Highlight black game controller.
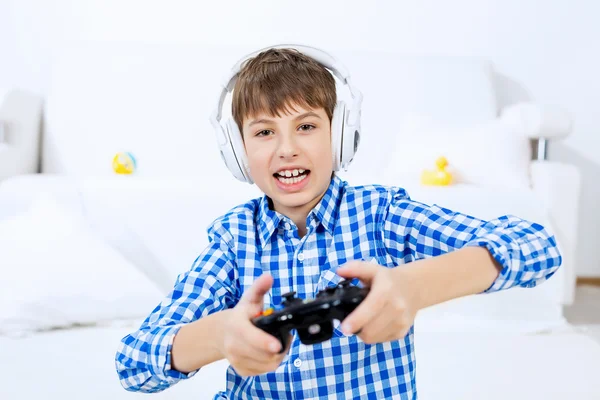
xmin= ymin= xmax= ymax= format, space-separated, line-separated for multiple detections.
xmin=251 ymin=279 xmax=369 ymax=352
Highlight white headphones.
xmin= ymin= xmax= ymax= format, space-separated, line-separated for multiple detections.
xmin=209 ymin=44 xmax=363 ymax=184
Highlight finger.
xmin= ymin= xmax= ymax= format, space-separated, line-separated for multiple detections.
xmin=236 ymin=332 xmax=290 ymax=366
xmin=341 ymin=292 xmax=387 ymax=335
xmin=240 ymin=274 xmax=274 ymax=313
xmin=357 ymin=312 xmax=395 ymax=344
xmin=233 ymin=354 xmax=283 ymax=376
xmin=226 ymin=329 xmax=282 ymax=362
xmin=336 ymin=261 xmax=379 ymax=286
xmin=236 ymin=338 xmax=285 ymax=364
xmin=242 ymin=322 xmax=285 ymax=354
xmin=383 ymin=325 xmax=410 ymax=343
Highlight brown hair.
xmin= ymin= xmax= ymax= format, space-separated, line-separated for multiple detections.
xmin=232 ymin=48 xmax=337 ymax=132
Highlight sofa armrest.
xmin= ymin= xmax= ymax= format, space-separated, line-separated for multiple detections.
xmin=0 ymin=143 xmax=23 ymax=181
xmin=0 ymin=89 xmax=43 ymax=181
xmin=530 ymin=160 xmax=581 ymax=305
xmin=500 ymin=102 xmax=573 ymax=140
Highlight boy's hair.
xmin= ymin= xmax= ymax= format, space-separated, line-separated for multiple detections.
xmin=232 ymin=48 xmax=337 ymax=132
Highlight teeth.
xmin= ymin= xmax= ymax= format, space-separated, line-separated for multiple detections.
xmin=277 ymin=169 xmax=305 ymax=177
xmin=277 ymin=173 xmax=308 ymax=185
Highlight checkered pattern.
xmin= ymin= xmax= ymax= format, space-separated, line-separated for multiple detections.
xmin=115 ymin=175 xmax=562 ymax=399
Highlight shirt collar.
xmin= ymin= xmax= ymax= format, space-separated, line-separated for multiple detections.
xmin=309 ymin=174 xmax=343 ymax=235
xmin=256 ymin=175 xmax=344 ymax=247
xmin=257 ymin=195 xmax=281 ymax=247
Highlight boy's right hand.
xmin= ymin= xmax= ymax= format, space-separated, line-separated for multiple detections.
xmin=219 ymin=274 xmax=291 ymax=377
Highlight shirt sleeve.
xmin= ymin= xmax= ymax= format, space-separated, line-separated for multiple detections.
xmin=382 ymin=187 xmax=562 ymax=293
xmin=115 ymin=224 xmax=238 ymax=393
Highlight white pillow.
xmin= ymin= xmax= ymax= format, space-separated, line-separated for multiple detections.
xmin=382 ymin=116 xmax=532 ymax=190
xmin=0 ymin=193 xmax=164 ymax=337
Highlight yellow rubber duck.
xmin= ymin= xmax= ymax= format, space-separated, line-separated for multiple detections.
xmin=112 ymin=152 xmax=137 ymax=174
xmin=421 ymin=156 xmax=453 ymax=186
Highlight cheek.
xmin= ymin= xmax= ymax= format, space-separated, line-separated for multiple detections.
xmin=245 ymin=143 xmax=271 ymax=176
xmin=314 ymin=137 xmax=333 ymax=167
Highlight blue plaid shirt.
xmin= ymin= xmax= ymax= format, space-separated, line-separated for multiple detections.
xmin=115 ymin=175 xmax=561 ymax=399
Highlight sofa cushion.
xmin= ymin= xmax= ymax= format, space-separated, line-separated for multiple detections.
xmin=44 ymin=43 xmax=499 ymax=181
xmin=383 ymin=117 xmax=532 ymax=189
xmin=0 ymin=192 xmax=164 ymax=336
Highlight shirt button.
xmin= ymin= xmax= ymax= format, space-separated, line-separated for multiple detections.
xmin=297 ymin=252 xmax=305 ymax=262
xmin=284 ymin=222 xmax=291 ymax=230
xmin=293 ymin=358 xmax=302 ymax=368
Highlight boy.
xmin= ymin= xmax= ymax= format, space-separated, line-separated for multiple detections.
xmin=115 ymin=46 xmax=562 ymax=399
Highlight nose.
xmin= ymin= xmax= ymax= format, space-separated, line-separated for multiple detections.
xmin=277 ymin=133 xmax=299 ymax=159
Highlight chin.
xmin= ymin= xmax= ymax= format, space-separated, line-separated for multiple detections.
xmin=272 ymin=191 xmax=314 ymax=206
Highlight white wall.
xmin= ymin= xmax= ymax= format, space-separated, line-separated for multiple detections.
xmin=1 ymin=0 xmax=599 ymax=276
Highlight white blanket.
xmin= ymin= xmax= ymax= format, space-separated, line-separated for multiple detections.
xmin=0 ymin=324 xmax=598 ymax=400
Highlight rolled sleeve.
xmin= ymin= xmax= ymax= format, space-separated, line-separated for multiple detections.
xmin=383 ymin=188 xmax=562 ymax=293
xmin=115 ymin=224 xmax=238 ymax=392
xmin=463 ymin=215 xmax=562 ymax=293
xmin=116 ymin=324 xmax=197 ymax=393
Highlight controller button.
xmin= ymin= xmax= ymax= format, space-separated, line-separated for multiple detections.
xmin=339 ymin=279 xmax=351 ymax=288
xmin=263 ymin=308 xmax=274 ymax=316
xmin=308 ymin=324 xmax=321 ymax=334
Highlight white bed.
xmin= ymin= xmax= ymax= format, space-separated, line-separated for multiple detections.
xmin=1 ymin=323 xmax=599 ymax=400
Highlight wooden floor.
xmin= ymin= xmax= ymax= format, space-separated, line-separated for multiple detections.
xmin=564 ymin=284 xmax=600 ymax=344
xmin=577 ymin=277 xmax=600 ymax=287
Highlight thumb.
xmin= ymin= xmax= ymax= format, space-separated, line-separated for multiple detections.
xmin=336 ymin=260 xmax=378 ymax=286
xmin=240 ymin=273 xmax=273 ymax=315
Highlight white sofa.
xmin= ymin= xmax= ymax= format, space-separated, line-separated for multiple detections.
xmin=0 ymin=42 xmax=589 ymax=400
xmin=1 ymin=43 xmax=581 ymax=323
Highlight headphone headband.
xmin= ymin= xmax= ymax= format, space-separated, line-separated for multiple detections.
xmin=211 ymin=44 xmax=362 ymax=129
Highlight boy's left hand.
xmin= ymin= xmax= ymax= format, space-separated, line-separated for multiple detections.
xmin=337 ymin=261 xmax=421 ymax=344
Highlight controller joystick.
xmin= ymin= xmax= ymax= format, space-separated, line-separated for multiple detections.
xmin=339 ymin=279 xmax=352 ymax=288
xmin=252 ymin=279 xmax=369 ymax=352
xmin=316 ymin=286 xmax=337 ymax=298
xmin=281 ymin=291 xmax=300 ymax=306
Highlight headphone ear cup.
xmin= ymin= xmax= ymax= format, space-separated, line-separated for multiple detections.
xmin=221 ymin=119 xmax=252 ymax=183
xmin=330 ymin=101 xmax=346 ymax=171
xmin=341 ymin=121 xmax=360 ymax=170
xmin=339 ymin=106 xmax=360 ymax=171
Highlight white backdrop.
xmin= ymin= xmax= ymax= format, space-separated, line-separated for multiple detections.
xmin=1 ymin=0 xmax=599 ymax=276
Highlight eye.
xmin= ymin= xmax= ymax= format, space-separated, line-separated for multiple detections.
xmin=298 ymin=124 xmax=315 ymax=131
xmin=255 ymin=129 xmax=273 ymax=137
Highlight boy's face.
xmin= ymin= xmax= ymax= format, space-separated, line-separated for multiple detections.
xmin=242 ymin=104 xmax=333 ymax=218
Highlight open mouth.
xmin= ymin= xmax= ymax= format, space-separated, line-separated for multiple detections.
xmin=273 ymin=168 xmax=311 ymax=185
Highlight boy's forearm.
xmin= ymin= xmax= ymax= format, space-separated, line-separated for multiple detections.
xmin=407 ymin=246 xmax=501 ymax=310
xmin=171 ymin=310 xmax=229 ymax=373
